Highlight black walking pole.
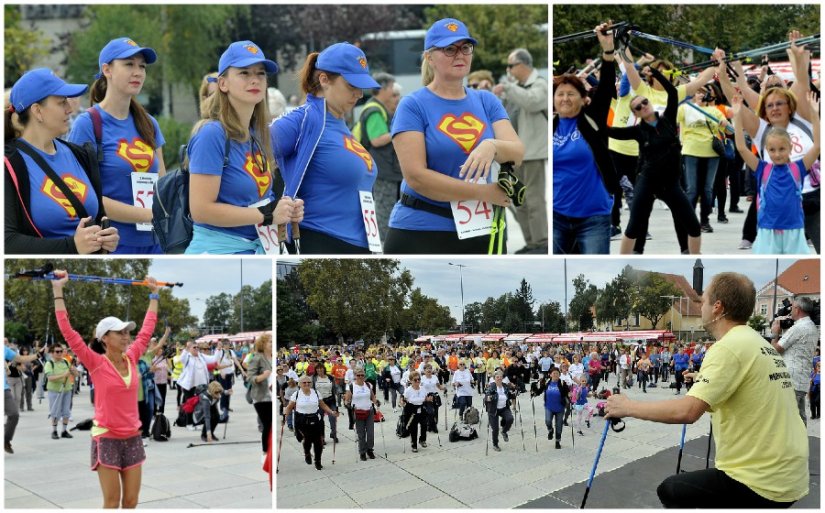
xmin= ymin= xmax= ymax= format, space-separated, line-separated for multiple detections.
xmin=580 ymin=419 xmax=611 ymax=509
xmin=705 ymin=422 xmax=713 ymax=469
xmin=531 ymin=395 xmax=539 ymax=453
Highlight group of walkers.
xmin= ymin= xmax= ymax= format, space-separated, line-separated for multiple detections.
xmin=5 ymin=15 xmax=551 ymax=255
xmin=553 ymin=22 xmax=820 ymax=255
xmin=3 ymin=272 xmax=273 ymax=507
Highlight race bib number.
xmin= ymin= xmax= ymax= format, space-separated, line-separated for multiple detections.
xmin=130 ymin=173 xmax=157 ymax=231
xmin=249 ymin=198 xmax=278 ymax=255
xmin=450 ymin=199 xmax=493 ymax=239
xmin=359 ymin=191 xmax=383 ymax=253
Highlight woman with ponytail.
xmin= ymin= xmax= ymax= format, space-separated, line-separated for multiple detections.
xmin=67 ymin=37 xmax=165 ymax=254
xmin=5 ymin=68 xmax=118 ymax=254
xmin=184 ymin=41 xmax=302 ymax=254
xmin=271 ymin=42 xmax=381 ymax=254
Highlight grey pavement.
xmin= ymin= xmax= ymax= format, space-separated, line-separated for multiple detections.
xmin=276 ymin=376 xmax=820 ymax=509
xmin=609 ymin=200 xmax=818 ymax=255
xmin=5 ymin=380 xmax=271 ymax=509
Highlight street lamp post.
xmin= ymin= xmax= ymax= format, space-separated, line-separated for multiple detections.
xmin=448 ymin=263 xmax=467 ymax=332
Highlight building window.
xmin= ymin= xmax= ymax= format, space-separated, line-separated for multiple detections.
xmin=760 ymin=304 xmax=767 ymax=315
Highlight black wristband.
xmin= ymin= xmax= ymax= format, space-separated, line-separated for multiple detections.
xmin=603 ymin=49 xmax=615 ymax=54
xmin=257 ymin=204 xmax=275 ymax=226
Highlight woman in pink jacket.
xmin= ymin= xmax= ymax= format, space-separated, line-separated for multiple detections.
xmin=53 ymin=269 xmax=160 ymax=508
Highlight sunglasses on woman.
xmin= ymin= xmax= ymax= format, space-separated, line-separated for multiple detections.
xmin=632 ymin=99 xmax=650 ymax=112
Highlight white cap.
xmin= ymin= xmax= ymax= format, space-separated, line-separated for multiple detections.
xmin=95 ymin=316 xmax=136 ymax=340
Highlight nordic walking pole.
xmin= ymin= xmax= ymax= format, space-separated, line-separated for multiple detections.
xmin=531 ymin=395 xmax=539 ymax=453
xmin=485 ymin=411 xmax=491 ymax=456
xmin=705 ymin=422 xmax=713 ymax=469
xmin=580 ymin=420 xmax=611 ymax=509
xmin=676 ymin=423 xmax=687 ymax=473
xmin=275 ymin=418 xmax=286 ymax=474
xmin=517 ymin=394 xmax=526 ymax=451
xmin=378 ymin=409 xmax=388 ymax=459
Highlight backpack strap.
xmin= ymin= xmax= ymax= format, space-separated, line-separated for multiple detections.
xmin=9 ymin=140 xmax=91 ymax=221
xmin=88 ymin=106 xmax=104 ymax=162
xmin=5 ymin=154 xmax=44 ymax=237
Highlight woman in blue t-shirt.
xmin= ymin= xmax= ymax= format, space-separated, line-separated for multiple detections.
xmin=68 ymin=37 xmax=167 ymax=254
xmin=543 ymin=368 xmax=570 ymax=450
xmin=5 ymin=68 xmax=119 ymax=254
xmin=552 ymin=22 xmax=618 ymax=254
xmin=384 ymin=18 xmax=523 ymax=254
xmin=186 ymin=41 xmax=302 ymax=255
xmin=271 ymin=42 xmax=381 ymax=254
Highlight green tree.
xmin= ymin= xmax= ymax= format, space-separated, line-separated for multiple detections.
xmin=748 ymin=314 xmax=768 ymax=333
xmin=276 ymin=271 xmax=323 ymax=346
xmin=463 ymin=302 xmax=483 ymax=333
xmin=569 ymin=274 xmax=599 ymax=331
xmin=634 ymin=274 xmax=680 ymax=329
xmin=512 ymin=278 xmax=536 ymax=328
xmin=203 ymin=293 xmax=232 ymax=331
xmin=4 ymin=6 xmax=50 ymax=87
xmin=538 ymin=301 xmax=565 ymax=333
xmin=426 ymin=5 xmax=548 ymax=78
xmin=298 ymin=260 xmax=412 ymax=341
xmin=596 ymin=270 xmax=636 ymax=329
xmin=402 ymin=288 xmax=455 ymax=333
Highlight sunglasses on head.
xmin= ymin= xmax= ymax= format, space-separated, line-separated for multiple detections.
xmin=632 ymin=99 xmax=650 ymax=112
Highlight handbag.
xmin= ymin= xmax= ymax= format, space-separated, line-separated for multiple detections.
xmin=705 ymin=121 xmax=735 ymax=160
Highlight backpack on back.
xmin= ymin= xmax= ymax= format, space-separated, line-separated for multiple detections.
xmin=351 ymin=101 xmax=387 ymax=149
xmin=181 ymin=394 xmax=201 ymax=414
xmin=152 ymin=138 xmax=231 ymax=254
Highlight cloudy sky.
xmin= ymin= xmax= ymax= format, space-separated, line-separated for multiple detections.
xmin=280 ymin=257 xmax=809 ymax=322
xmin=148 ymin=258 xmax=271 ymax=323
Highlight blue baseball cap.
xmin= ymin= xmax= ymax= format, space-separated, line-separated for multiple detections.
xmin=425 ymin=18 xmax=478 ymax=50
xmin=218 ymin=41 xmax=278 ymax=76
xmin=317 ymin=42 xmax=380 ymax=89
xmin=96 ymin=37 xmax=157 ymax=79
xmin=9 ymin=68 xmax=88 ymax=113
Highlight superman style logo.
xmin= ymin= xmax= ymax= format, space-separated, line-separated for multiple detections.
xmin=437 ymin=113 xmax=486 ymax=154
xmin=243 ymin=151 xmax=272 ymax=198
xmin=245 ymin=44 xmax=259 ymax=55
xmin=343 ymin=136 xmax=373 ymax=172
xmin=115 ymin=138 xmax=155 ymax=173
xmin=358 ymin=57 xmax=367 ymax=69
xmin=445 ymin=22 xmax=459 ymax=32
xmin=41 ymin=175 xmax=89 ymax=219
xmin=124 ymin=39 xmax=138 ymax=47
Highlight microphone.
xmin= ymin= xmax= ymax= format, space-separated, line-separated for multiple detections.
xmin=702 ymin=312 xmax=727 ymax=331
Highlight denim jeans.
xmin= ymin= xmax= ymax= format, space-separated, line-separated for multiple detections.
xmin=683 ymin=156 xmax=720 ymax=224
xmin=553 ymin=212 xmax=611 ymax=254
xmin=544 ymin=409 xmax=564 ymax=441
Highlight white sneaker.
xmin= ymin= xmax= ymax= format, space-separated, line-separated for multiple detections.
xmin=392 ymin=408 xmax=397 ymax=413
xmin=738 ymin=239 xmax=753 ymax=250
xmin=187 ymin=425 xmax=197 ymax=431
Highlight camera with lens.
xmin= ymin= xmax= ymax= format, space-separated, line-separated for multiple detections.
xmin=774 ymin=299 xmax=795 ymax=330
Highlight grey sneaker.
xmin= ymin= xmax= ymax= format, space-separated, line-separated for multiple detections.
xmin=738 ymin=239 xmax=753 ymax=250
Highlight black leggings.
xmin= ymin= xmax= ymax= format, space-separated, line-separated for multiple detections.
xmin=296 ymin=416 xmax=323 ymax=460
xmin=254 ymin=401 xmax=272 ymax=453
xmin=286 ymin=227 xmax=371 ymax=255
xmin=404 ymin=406 xmax=427 ymax=447
xmin=384 ymin=228 xmax=496 ymax=254
xmin=625 ymin=175 xmax=701 ymax=241
xmin=657 ymin=469 xmax=795 ymax=508
xmin=609 ymin=150 xmax=639 ymax=227
xmin=156 ymin=383 xmax=167 ymax=414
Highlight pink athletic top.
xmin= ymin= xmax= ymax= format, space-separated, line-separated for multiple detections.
xmin=57 ymin=310 xmax=157 ymax=439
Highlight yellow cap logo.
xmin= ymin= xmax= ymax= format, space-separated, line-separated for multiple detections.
xmin=245 ymin=44 xmax=259 ymax=55
xmin=125 ymin=39 xmax=138 ymax=47
xmin=446 ymin=22 xmax=459 ymax=32
xmin=358 ymin=57 xmax=367 ymax=69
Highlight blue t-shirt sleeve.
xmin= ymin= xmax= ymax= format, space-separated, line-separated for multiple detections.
xmin=618 ymin=68 xmax=631 ymax=97
xmin=188 ymin=122 xmax=228 ymax=176
xmin=151 ymin=116 xmax=165 ymax=149
xmin=67 ymin=113 xmax=95 ymax=145
xmin=390 ymin=95 xmax=426 ymax=137
xmin=480 ymin=90 xmax=509 ymax=124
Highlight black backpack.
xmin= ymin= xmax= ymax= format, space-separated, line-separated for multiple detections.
xmin=151 ymin=412 xmax=171 ymax=441
xmin=152 ymin=138 xmax=230 ymax=254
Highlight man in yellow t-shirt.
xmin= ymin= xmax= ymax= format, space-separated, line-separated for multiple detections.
xmin=606 ymin=272 xmax=808 ymax=507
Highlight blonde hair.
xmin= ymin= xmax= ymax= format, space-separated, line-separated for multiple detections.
xmin=420 ymin=51 xmax=435 ymax=86
xmin=765 ymin=126 xmax=792 ymax=145
xmin=191 ymin=78 xmax=273 ymax=172
xmin=757 ymin=87 xmax=798 ymax=122
xmin=254 ymin=333 xmax=272 ymax=354
xmin=199 ymin=72 xmax=218 ymax=119
xmin=207 ymin=380 xmax=224 ymax=397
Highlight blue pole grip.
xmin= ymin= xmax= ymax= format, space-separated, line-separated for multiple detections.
xmin=679 ymin=423 xmax=687 ymax=449
xmin=587 ymin=419 xmax=611 ymax=487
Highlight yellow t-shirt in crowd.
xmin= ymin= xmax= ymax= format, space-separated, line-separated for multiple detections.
xmin=677 ymin=103 xmax=723 ymax=158
xmin=687 ymin=325 xmax=808 ymax=502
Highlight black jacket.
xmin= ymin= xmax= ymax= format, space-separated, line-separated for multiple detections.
xmin=484 ymin=381 xmax=516 ymax=414
xmin=553 ymin=58 xmax=619 ymax=194
xmin=5 ymin=138 xmax=106 ymax=254
xmin=607 ymin=67 xmax=682 ymax=183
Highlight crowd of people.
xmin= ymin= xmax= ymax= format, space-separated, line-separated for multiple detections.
xmin=6 ymin=16 xmax=548 ymax=255
xmin=3 ymin=272 xmax=273 ymax=506
xmin=553 ymin=22 xmax=820 ymax=255
xmin=276 ymin=273 xmax=818 ymax=508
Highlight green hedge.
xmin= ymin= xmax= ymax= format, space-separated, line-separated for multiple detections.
xmin=157 ymin=116 xmax=193 ymax=170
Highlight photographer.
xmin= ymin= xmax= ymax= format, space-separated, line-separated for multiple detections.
xmin=771 ymin=297 xmax=819 ymax=426
xmin=606 ymin=272 xmax=808 ymax=508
